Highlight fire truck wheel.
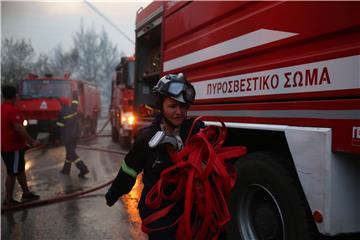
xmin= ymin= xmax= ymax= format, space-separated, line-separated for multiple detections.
xmin=82 ymin=118 xmax=95 ymax=137
xmin=91 ymin=119 xmax=98 ymax=135
xmin=27 ymin=127 xmax=38 ymax=140
xmin=119 ymin=136 xmax=131 ymax=149
xmin=111 ymin=127 xmax=119 ymax=142
xmin=227 ymin=152 xmax=318 ymax=240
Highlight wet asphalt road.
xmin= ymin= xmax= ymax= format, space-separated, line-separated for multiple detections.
xmin=1 ymin=118 xmax=147 ymax=240
xmin=2 ymin=118 xmax=359 ymax=240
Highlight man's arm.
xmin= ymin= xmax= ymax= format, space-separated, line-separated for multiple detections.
xmin=105 ymin=129 xmax=150 ymax=206
xmin=13 ymin=123 xmax=40 ymax=147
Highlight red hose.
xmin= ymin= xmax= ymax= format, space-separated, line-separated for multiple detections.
xmin=141 ymin=116 xmax=246 ymax=239
xmin=77 ymin=145 xmax=127 ymax=155
xmin=1 ymin=179 xmax=113 ymax=213
xmin=1 ymin=118 xmax=120 ymax=214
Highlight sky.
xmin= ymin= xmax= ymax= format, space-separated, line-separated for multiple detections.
xmin=1 ymin=0 xmax=151 ymax=56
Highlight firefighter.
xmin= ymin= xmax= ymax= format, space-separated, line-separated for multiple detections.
xmin=1 ymin=85 xmax=40 ymax=206
xmin=105 ymin=73 xmax=206 ymax=239
xmin=57 ymin=96 xmax=89 ymax=177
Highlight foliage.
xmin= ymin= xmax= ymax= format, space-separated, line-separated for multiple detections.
xmin=32 ymin=54 xmax=52 ymax=76
xmin=49 ymin=46 xmax=79 ymax=77
xmin=71 ymin=23 xmax=123 ymax=110
xmin=1 ymin=38 xmax=34 ymax=86
xmin=1 ymin=22 xmax=124 ymax=112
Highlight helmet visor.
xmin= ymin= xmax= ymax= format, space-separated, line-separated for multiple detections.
xmin=167 ymin=81 xmax=195 ymax=104
xmin=168 ymin=82 xmax=184 ymax=96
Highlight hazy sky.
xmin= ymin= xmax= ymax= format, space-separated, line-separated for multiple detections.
xmin=1 ymin=1 xmax=151 ymax=56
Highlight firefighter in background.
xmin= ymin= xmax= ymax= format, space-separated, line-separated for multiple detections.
xmin=106 ymin=73 xmax=208 ymax=239
xmin=57 ymin=96 xmax=89 ymax=177
xmin=71 ymin=91 xmax=79 ymax=113
xmin=1 ymin=85 xmax=41 ymax=206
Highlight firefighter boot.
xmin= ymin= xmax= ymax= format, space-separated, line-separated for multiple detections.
xmin=75 ymin=160 xmax=89 ymax=178
xmin=60 ymin=161 xmax=72 ymax=175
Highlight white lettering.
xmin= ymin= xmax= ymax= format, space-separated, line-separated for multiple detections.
xmin=353 ymin=127 xmax=360 ymax=139
xmin=199 ymin=55 xmax=357 ymax=99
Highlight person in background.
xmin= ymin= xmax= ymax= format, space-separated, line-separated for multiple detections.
xmin=57 ymin=96 xmax=89 ymax=177
xmin=105 ymin=73 xmax=204 ymax=239
xmin=1 ymin=85 xmax=41 ymax=206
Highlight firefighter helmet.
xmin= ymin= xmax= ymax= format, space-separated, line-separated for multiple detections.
xmin=153 ymin=73 xmax=195 ymax=105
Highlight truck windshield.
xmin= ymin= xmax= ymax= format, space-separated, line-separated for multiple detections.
xmin=21 ymin=80 xmax=71 ymax=99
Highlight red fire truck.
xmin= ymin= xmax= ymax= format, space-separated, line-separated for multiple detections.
xmin=17 ymin=73 xmax=101 ymax=139
xmin=135 ymin=1 xmax=360 ymax=239
xmin=109 ymin=56 xmax=136 ymax=148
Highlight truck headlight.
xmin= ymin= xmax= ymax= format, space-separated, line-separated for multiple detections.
xmin=128 ymin=116 xmax=135 ymax=125
xmin=121 ymin=113 xmax=135 ymax=125
xmin=23 ymin=120 xmax=28 ymax=126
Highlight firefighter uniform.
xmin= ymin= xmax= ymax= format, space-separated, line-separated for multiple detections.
xmin=106 ymin=73 xmax=216 ymax=239
xmin=57 ymin=98 xmax=89 ymax=177
xmin=106 ymin=118 xmax=204 ymax=239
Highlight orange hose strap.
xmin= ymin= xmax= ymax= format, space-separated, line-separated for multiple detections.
xmin=142 ymin=117 xmax=246 ymax=239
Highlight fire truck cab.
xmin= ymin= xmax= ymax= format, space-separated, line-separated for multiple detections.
xmin=17 ymin=73 xmax=101 ymax=139
xmin=135 ymin=1 xmax=360 ymax=239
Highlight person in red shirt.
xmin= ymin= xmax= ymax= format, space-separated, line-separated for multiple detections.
xmin=1 ymin=85 xmax=41 ymax=206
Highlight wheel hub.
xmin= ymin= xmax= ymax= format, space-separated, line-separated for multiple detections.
xmin=238 ymin=184 xmax=285 ymax=240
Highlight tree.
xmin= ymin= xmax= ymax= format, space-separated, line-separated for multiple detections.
xmin=49 ymin=46 xmax=79 ymax=76
xmin=71 ymin=22 xmax=122 ymax=112
xmin=1 ymin=38 xmax=34 ymax=86
xmin=1 ymin=23 xmax=123 ymax=115
xmin=32 ymin=54 xmax=52 ymax=76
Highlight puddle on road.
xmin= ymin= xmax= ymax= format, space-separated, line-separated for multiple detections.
xmin=121 ymin=176 xmax=147 ymax=240
xmin=122 ymin=176 xmax=143 ymax=224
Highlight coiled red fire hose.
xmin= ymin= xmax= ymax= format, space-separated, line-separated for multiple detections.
xmin=142 ymin=116 xmax=246 ymax=240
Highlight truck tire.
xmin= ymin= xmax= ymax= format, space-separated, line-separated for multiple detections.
xmin=82 ymin=118 xmax=94 ymax=137
xmin=227 ymin=152 xmax=318 ymax=240
xmin=48 ymin=128 xmax=60 ymax=146
xmin=119 ymin=136 xmax=131 ymax=149
xmin=111 ymin=127 xmax=119 ymax=142
xmin=91 ymin=119 xmax=98 ymax=135
xmin=27 ymin=127 xmax=38 ymax=140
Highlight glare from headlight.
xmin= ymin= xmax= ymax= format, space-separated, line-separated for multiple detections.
xmin=128 ymin=116 xmax=135 ymax=125
xmin=23 ymin=120 xmax=28 ymax=126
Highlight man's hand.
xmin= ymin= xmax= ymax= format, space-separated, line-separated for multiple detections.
xmin=14 ymin=123 xmax=42 ymax=147
xmin=31 ymin=140 xmax=41 ymax=147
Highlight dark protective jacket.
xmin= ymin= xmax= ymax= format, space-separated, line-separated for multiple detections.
xmin=56 ymin=104 xmax=80 ymax=143
xmin=106 ymin=117 xmax=204 ymax=231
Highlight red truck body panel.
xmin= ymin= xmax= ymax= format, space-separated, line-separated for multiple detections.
xmin=79 ymin=84 xmax=101 ymax=120
xmin=160 ymin=1 xmax=360 ymax=154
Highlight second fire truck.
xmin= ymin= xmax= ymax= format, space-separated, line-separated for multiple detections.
xmin=17 ymin=73 xmax=101 ymax=140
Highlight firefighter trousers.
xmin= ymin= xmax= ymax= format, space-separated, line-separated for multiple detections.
xmin=60 ymin=139 xmax=89 ymax=176
xmin=64 ymin=140 xmax=79 ymax=162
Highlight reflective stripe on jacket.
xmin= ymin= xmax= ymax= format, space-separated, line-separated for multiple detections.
xmin=57 ymin=105 xmax=80 ymax=143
